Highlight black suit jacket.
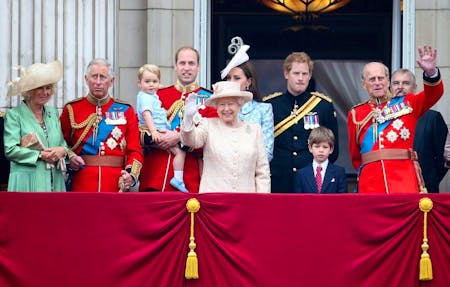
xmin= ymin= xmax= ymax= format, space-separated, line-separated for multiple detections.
xmin=413 ymin=110 xmax=448 ymax=192
xmin=293 ymin=162 xmax=347 ymax=193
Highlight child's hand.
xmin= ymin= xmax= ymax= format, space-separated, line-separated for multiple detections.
xmin=151 ymin=130 xmax=162 ymax=143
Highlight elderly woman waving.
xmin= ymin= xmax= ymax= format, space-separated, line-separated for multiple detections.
xmin=181 ymin=81 xmax=270 ymax=193
xmin=4 ymin=60 xmax=68 ymax=192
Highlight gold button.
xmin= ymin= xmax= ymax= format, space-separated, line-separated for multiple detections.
xmin=293 ymin=167 xmax=297 ymax=172
xmin=293 ymin=136 xmax=298 ymax=141
xmin=293 ymin=151 xmax=298 ymax=156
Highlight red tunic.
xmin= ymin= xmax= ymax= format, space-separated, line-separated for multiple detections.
xmin=60 ymin=96 xmax=143 ymax=192
xmin=139 ymin=82 xmax=217 ymax=192
xmin=347 ymin=77 xmax=444 ymax=194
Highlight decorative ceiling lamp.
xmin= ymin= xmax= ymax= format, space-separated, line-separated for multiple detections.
xmin=261 ymin=0 xmax=351 ymax=22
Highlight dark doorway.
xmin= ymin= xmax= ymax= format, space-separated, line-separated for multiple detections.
xmin=212 ymin=0 xmax=393 ymax=86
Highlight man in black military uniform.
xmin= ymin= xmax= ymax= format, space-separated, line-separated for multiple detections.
xmin=263 ymin=52 xmax=339 ymax=193
xmin=0 ymin=111 xmax=10 ymax=190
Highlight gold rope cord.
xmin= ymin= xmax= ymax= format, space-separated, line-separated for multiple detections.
xmin=350 ymin=108 xmax=374 ymax=146
xmin=167 ymin=99 xmax=184 ymax=125
xmin=419 ymin=197 xmax=433 ymax=281
xmin=185 ymin=198 xmax=200 ymax=279
xmin=67 ymin=104 xmax=98 ymax=151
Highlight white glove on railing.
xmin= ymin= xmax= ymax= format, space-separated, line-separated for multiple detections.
xmin=183 ymin=92 xmax=200 ymax=129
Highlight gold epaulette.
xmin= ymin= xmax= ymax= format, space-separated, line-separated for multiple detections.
xmin=350 ymin=100 xmax=370 ymax=110
xmin=114 ymin=98 xmax=132 ymax=106
xmin=0 ymin=111 xmax=4 ymax=118
xmin=262 ymin=92 xmax=283 ymax=102
xmin=64 ymin=97 xmax=84 ymax=105
xmin=311 ymin=91 xmax=332 ymax=103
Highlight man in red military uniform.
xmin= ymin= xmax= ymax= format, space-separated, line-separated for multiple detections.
xmin=60 ymin=58 xmax=143 ymax=192
xmin=139 ymin=46 xmax=217 ymax=192
xmin=347 ymin=45 xmax=444 ymax=194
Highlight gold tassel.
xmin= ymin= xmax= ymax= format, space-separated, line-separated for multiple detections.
xmin=419 ymin=197 xmax=433 ymax=281
xmin=185 ymin=198 xmax=200 ymax=279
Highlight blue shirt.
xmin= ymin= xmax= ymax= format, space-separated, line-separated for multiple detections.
xmin=136 ymin=91 xmax=170 ymax=131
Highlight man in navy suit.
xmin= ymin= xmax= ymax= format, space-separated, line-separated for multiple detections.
xmin=293 ymin=126 xmax=347 ymax=193
xmin=391 ymin=68 xmax=448 ymax=192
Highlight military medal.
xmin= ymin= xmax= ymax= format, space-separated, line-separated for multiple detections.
xmin=105 ymin=111 xmax=127 ymax=125
xmin=374 ymin=101 xmax=413 ymax=124
xmin=304 ymin=112 xmax=319 ymax=130
xmin=313 ymin=114 xmax=319 ymax=128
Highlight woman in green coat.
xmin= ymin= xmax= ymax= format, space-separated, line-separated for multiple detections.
xmin=4 ymin=60 xmax=68 ymax=192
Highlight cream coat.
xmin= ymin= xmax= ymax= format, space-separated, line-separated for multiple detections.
xmin=181 ymin=118 xmax=270 ymax=193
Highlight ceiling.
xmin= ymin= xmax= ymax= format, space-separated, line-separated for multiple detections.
xmin=213 ymin=0 xmax=392 ymax=14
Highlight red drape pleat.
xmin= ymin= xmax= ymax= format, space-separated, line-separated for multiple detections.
xmin=0 ymin=192 xmax=449 ymax=287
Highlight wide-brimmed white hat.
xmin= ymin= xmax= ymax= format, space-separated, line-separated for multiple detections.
xmin=220 ymin=44 xmax=250 ymax=80
xmin=205 ymin=81 xmax=252 ymax=108
xmin=7 ymin=60 xmax=62 ymax=96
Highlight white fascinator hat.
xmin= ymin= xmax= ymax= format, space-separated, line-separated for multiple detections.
xmin=220 ymin=37 xmax=250 ymax=80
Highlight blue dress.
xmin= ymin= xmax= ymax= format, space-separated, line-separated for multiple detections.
xmin=239 ymin=100 xmax=274 ymax=162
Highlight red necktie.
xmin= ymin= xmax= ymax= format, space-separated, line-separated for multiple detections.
xmin=316 ymin=166 xmax=323 ymax=193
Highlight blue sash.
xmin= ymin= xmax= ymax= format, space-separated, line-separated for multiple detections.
xmin=169 ymin=111 xmax=181 ymax=131
xmin=81 ymin=102 xmax=129 ymax=155
xmin=360 ymin=97 xmax=403 ymax=154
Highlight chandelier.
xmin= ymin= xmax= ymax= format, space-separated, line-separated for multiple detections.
xmin=261 ymin=0 xmax=351 ymax=22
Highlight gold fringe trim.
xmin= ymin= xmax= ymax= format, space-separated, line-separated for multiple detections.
xmin=311 ymin=91 xmax=332 ymax=103
xmin=262 ymin=91 xmax=282 ymax=102
xmin=419 ymin=197 xmax=433 ymax=281
xmin=185 ymin=198 xmax=200 ymax=279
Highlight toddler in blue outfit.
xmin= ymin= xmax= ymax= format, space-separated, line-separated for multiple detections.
xmin=136 ymin=64 xmax=188 ymax=192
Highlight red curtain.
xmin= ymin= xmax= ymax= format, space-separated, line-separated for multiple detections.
xmin=0 ymin=192 xmax=449 ymax=287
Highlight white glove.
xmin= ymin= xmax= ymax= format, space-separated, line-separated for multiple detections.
xmin=183 ymin=92 xmax=200 ymax=129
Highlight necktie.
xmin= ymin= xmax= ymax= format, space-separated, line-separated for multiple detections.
xmin=316 ymin=166 xmax=323 ymax=193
